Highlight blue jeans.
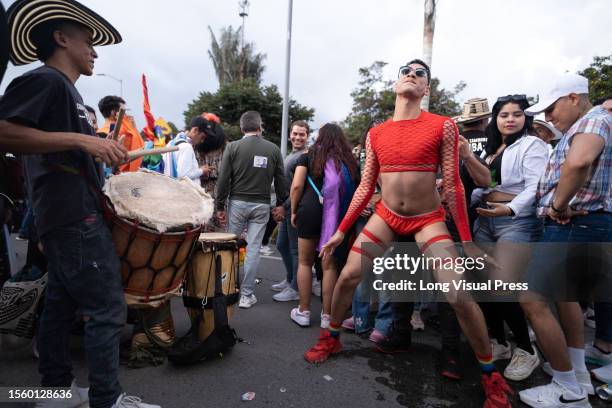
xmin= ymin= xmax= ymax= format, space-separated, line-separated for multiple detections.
xmin=39 ymin=214 xmax=126 ymax=408
xmin=227 ymin=200 xmax=270 ymax=297
xmin=276 ymin=216 xmax=299 ymax=290
xmin=352 ymin=281 xmax=393 ymax=335
xmin=525 ymin=213 xmax=612 ymax=300
xmin=473 ymin=213 xmax=542 ymax=243
xmin=19 ymin=205 xmax=34 ymax=238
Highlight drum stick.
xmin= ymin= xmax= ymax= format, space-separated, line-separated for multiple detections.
xmin=95 ymin=144 xmax=177 ymax=164
xmin=112 ymin=108 xmax=126 ymax=141
xmin=126 ymin=146 xmax=179 ymax=161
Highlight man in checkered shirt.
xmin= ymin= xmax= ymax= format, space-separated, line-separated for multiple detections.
xmin=519 ymin=72 xmax=611 ymax=408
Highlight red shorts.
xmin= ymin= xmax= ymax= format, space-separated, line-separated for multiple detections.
xmin=374 ymin=201 xmax=446 ymax=236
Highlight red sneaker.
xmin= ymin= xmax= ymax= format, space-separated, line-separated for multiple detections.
xmin=304 ymin=330 xmax=342 ymax=363
xmin=482 ymin=372 xmax=513 ymax=408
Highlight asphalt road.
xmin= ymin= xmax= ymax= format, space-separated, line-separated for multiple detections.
xmin=0 ymin=236 xmax=608 ymax=407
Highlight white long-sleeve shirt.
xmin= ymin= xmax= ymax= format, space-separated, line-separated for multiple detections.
xmin=477 ymin=134 xmax=549 ymax=218
xmin=163 ymin=132 xmax=203 ymax=181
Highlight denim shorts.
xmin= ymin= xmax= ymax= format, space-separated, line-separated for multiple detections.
xmin=473 ymin=211 xmax=542 ymax=244
xmin=523 ymin=213 xmax=612 ymax=301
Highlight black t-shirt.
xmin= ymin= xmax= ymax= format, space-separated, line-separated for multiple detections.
xmin=0 ymin=66 xmax=102 ymax=236
xmin=295 ymin=152 xmax=324 ymax=208
xmin=462 ymin=129 xmax=487 ymax=157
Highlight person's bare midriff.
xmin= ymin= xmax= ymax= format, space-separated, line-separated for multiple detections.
xmin=379 ymin=171 xmax=441 ymax=216
xmin=482 ymin=190 xmax=516 ymax=203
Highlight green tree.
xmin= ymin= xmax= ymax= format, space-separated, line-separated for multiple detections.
xmin=428 ymin=77 xmax=466 ymax=117
xmin=184 ymin=79 xmax=314 ymax=146
xmin=167 ymin=121 xmax=179 ymax=135
xmin=208 ymin=26 xmax=266 ymax=86
xmin=578 ymin=55 xmax=612 ymax=102
xmin=342 ymin=61 xmax=395 ymax=143
xmin=342 ymin=61 xmax=466 ymax=143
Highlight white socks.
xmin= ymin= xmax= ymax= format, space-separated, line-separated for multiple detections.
xmin=568 ymin=346 xmax=588 ymax=373
xmin=552 ymin=368 xmax=582 ymax=395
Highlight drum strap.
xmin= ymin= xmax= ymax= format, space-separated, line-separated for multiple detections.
xmin=211 ymin=254 xmax=228 ymax=328
xmin=182 ymin=292 xmax=240 ymax=310
xmin=182 ymin=252 xmax=240 ymax=310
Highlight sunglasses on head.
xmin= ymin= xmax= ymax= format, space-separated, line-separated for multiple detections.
xmin=398 ymin=65 xmax=428 ymax=79
xmin=496 ymin=94 xmax=527 ymax=103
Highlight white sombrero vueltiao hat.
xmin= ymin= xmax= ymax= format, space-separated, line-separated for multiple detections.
xmin=7 ymin=0 xmax=122 ymax=66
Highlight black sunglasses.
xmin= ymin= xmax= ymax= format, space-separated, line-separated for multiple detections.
xmin=496 ymin=94 xmax=527 ymax=103
xmin=398 ymin=65 xmax=428 ymax=79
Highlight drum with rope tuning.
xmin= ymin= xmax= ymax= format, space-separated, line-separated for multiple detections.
xmin=104 ymin=170 xmax=213 ymax=307
xmin=184 ymin=232 xmax=241 ymax=341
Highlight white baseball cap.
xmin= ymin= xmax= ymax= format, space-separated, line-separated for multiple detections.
xmin=527 ymin=73 xmax=589 ymax=114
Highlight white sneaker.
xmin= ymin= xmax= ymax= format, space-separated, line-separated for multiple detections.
xmin=410 ymin=311 xmax=425 ymax=331
xmin=112 ymin=393 xmax=161 ymax=408
xmin=290 ymin=307 xmax=310 ymax=327
xmin=491 ymin=339 xmax=511 ymax=361
xmin=585 ymin=342 xmax=612 ymax=366
xmin=259 ymin=245 xmax=274 ymax=256
xmin=270 ymin=279 xmax=289 ymax=292
xmin=311 ymin=278 xmax=321 ymax=297
xmin=541 ymin=362 xmax=595 ymax=395
xmin=238 ymin=294 xmax=257 ymax=309
xmin=504 ymin=347 xmax=539 ymax=381
xmin=320 ymin=313 xmax=330 ymax=329
xmin=519 ymin=380 xmax=591 ymax=407
xmin=272 ymin=287 xmax=299 ymax=302
xmin=592 ymin=362 xmax=612 ymax=383
xmin=35 ymin=380 xmax=88 ymax=407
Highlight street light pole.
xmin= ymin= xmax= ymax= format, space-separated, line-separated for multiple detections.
xmin=97 ymin=73 xmax=123 ymax=97
xmin=280 ymin=0 xmax=293 ymax=159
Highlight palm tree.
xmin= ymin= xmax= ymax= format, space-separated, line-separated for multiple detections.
xmin=208 ymin=25 xmax=266 ymax=86
xmin=421 ymin=0 xmax=437 ymax=111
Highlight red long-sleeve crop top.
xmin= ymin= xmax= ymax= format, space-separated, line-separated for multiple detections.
xmin=337 ymin=111 xmax=472 ymax=242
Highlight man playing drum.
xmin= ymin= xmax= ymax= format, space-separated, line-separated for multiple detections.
xmin=0 ymin=0 xmax=159 ymax=407
xmin=310 ymin=59 xmax=513 ymax=408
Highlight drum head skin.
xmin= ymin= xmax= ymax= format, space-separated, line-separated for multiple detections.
xmin=105 ymin=170 xmax=213 ymax=232
xmin=199 ymin=232 xmax=236 ymax=242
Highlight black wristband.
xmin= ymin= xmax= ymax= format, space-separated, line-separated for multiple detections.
xmin=551 ymin=201 xmax=566 ymax=213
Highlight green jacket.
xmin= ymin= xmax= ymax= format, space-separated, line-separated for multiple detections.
xmin=215 ymin=135 xmax=286 ymax=211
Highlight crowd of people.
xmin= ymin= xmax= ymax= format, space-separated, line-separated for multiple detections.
xmin=0 ymin=0 xmax=610 ymax=408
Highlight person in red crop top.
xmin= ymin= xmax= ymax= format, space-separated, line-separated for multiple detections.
xmin=303 ymin=59 xmax=512 ymax=408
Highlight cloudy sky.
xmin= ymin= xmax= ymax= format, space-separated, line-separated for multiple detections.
xmin=2 ymin=0 xmax=610 ymax=134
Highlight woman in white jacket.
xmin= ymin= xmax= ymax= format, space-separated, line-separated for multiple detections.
xmin=473 ymin=95 xmax=549 ymax=382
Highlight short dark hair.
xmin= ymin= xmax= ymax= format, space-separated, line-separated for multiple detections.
xmin=31 ymin=19 xmax=91 ymax=62
xmin=593 ymin=96 xmax=612 ymax=106
xmin=291 ymin=120 xmax=310 ymax=133
xmin=240 ymin=111 xmax=262 ymax=133
xmin=84 ymin=105 xmax=95 ymax=115
xmin=98 ymin=95 xmax=125 ymax=118
xmin=406 ymin=58 xmax=431 ymax=84
xmin=189 ymin=116 xmax=209 ymax=133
